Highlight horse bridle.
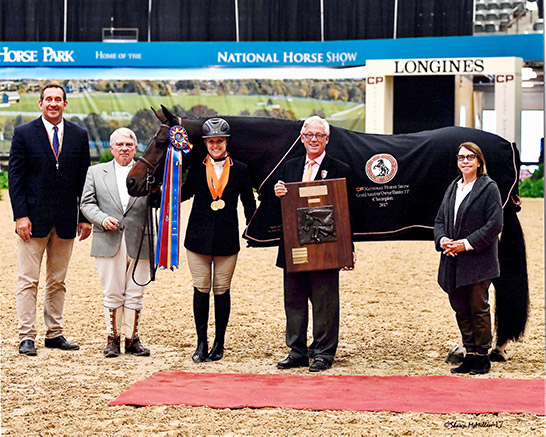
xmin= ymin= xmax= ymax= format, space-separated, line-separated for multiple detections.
xmin=131 ymin=123 xmax=172 ymax=286
xmin=135 ymin=123 xmax=172 ymax=180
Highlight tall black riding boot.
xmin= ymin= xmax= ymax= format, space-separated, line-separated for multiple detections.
xmin=192 ymin=288 xmax=210 ymax=363
xmin=208 ymin=289 xmax=231 ymax=362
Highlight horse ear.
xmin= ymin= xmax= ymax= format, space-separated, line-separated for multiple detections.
xmin=161 ymin=105 xmax=178 ymax=125
xmin=151 ymin=107 xmax=167 ymax=124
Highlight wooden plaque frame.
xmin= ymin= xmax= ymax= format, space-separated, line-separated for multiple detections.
xmin=281 ymin=178 xmax=353 ymax=273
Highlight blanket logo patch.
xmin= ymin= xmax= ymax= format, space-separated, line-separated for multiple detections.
xmin=365 ymin=154 xmax=398 ymax=184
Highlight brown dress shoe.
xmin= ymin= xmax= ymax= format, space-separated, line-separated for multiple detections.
xmin=103 ymin=336 xmax=120 ymax=358
xmin=125 ymin=337 xmax=150 ymax=356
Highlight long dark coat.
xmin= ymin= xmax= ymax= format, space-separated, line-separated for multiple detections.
xmin=181 ymin=157 xmax=256 ymax=256
xmin=434 ymin=174 xmax=503 ymax=293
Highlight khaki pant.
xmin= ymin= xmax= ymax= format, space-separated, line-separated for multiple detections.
xmin=16 ymin=228 xmax=74 ymax=341
xmin=186 ymin=250 xmax=237 ymax=295
xmin=95 ymin=234 xmax=149 ymax=310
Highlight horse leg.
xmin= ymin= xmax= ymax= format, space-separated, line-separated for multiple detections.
xmin=445 ymin=329 xmax=510 ymax=365
xmin=489 ymin=340 xmax=510 ymax=362
xmin=445 ymin=340 xmax=466 ymax=365
xmin=445 ymin=332 xmax=511 ymax=365
xmin=489 ymin=208 xmax=528 ymax=362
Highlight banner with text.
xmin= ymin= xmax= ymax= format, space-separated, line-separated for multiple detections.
xmin=0 ymin=34 xmax=541 ymax=69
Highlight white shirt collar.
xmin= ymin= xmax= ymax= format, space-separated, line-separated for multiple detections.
xmin=41 ymin=116 xmax=64 ymax=132
xmin=306 ymin=151 xmax=326 ymax=165
xmin=114 ymin=159 xmax=135 ymax=170
xmin=457 ymin=178 xmax=476 ymax=192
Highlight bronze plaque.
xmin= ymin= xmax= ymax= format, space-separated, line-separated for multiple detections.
xmin=281 ymin=178 xmax=353 ymax=273
xmin=297 ymin=205 xmax=337 ymax=245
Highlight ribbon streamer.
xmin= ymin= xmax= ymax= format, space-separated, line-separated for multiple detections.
xmin=156 ymin=126 xmax=191 ymax=270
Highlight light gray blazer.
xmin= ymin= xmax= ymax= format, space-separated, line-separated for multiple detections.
xmin=80 ymin=160 xmax=150 ymax=259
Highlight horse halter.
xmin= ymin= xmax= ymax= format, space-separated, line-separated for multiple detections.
xmin=131 ymin=122 xmax=172 ymax=287
xmin=137 ymin=123 xmax=171 ymax=191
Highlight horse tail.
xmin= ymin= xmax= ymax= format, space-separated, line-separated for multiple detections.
xmin=492 ymin=203 xmax=529 ymax=345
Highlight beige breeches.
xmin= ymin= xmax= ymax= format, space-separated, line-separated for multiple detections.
xmin=186 ymin=250 xmax=237 ymax=295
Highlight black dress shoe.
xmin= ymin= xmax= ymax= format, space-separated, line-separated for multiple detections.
xmin=44 ymin=335 xmax=80 ymax=350
xmin=277 ymin=355 xmax=309 ymax=369
xmin=309 ymin=357 xmax=332 ymax=372
xmin=19 ymin=339 xmax=37 ymax=356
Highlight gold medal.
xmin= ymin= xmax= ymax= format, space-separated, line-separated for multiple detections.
xmin=211 ymin=201 xmax=219 ymax=211
xmin=216 ymin=199 xmax=225 ymax=210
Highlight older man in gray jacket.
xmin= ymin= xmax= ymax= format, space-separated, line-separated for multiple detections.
xmin=81 ymin=128 xmax=151 ymax=357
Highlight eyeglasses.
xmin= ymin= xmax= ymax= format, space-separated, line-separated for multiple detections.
xmin=457 ymin=154 xmax=477 ymax=162
xmin=302 ymin=133 xmax=328 ymax=140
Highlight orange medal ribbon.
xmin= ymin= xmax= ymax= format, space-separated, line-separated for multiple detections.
xmin=204 ymin=155 xmax=232 ymax=201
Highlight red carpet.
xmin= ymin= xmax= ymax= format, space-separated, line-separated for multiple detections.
xmin=109 ymin=372 xmax=545 ymax=415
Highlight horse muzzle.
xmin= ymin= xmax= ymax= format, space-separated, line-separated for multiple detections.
xmin=126 ymin=175 xmax=146 ymax=197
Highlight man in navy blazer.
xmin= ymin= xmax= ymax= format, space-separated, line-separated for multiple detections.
xmin=8 ymin=83 xmax=91 ymax=355
xmin=274 ymin=116 xmax=356 ymax=372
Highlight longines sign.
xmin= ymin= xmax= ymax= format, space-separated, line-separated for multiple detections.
xmin=367 ymin=57 xmax=520 ymax=76
xmin=393 ymin=58 xmax=485 ymax=74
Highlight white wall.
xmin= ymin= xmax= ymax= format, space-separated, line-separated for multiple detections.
xmin=483 ymin=109 xmax=544 ymax=163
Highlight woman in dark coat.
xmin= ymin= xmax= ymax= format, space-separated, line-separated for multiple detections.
xmin=434 ymin=142 xmax=503 ymax=375
xmin=181 ymin=118 xmax=256 ymax=363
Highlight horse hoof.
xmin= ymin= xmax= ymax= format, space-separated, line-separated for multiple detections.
xmin=489 ymin=349 xmax=508 ymax=362
xmin=445 ymin=345 xmax=465 ymax=365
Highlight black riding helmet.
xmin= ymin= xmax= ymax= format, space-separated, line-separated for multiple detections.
xmin=202 ymin=117 xmax=231 ymax=138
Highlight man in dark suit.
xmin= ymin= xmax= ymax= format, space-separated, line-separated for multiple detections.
xmin=274 ymin=116 xmax=355 ymax=372
xmin=8 ymin=83 xmax=91 ymax=356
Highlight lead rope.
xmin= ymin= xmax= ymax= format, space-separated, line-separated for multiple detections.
xmin=132 ymin=167 xmax=158 ymax=287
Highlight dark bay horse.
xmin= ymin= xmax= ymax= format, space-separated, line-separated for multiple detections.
xmin=127 ymin=105 xmax=529 ymax=362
